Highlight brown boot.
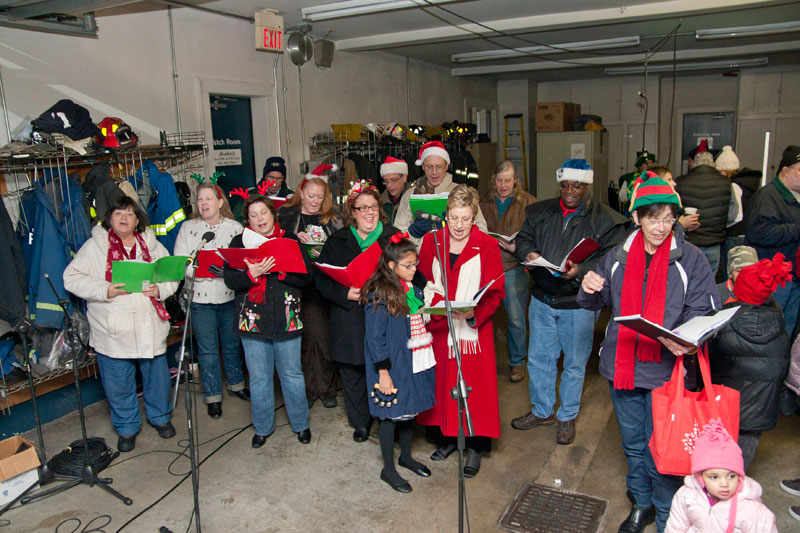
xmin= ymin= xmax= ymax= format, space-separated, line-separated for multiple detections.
xmin=509 ymin=366 xmax=525 ymax=382
xmin=511 ymin=411 xmax=554 ymax=430
xmin=556 ymin=419 xmax=576 ymax=445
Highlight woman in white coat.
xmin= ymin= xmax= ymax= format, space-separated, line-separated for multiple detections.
xmin=64 ymin=196 xmax=178 ymax=453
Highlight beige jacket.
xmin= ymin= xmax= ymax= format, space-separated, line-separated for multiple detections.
xmin=393 ymin=173 xmax=487 ymax=246
xmin=63 ymin=225 xmax=178 ymax=359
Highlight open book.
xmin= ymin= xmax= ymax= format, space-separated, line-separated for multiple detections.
xmin=614 ymin=306 xmax=741 ymax=348
xmin=314 ymin=241 xmax=382 ymax=289
xmin=408 ymin=192 xmax=449 ymax=218
xmin=421 ymin=274 xmax=504 ymax=316
xmin=112 ymin=255 xmax=189 ymax=292
xmin=488 ymin=231 xmax=518 ymax=244
xmin=216 ymin=238 xmax=307 ymax=274
xmin=524 ymin=238 xmax=599 ymax=273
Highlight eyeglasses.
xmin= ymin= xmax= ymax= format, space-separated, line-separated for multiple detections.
xmin=422 ymin=164 xmax=447 ymax=172
xmin=353 ymin=204 xmax=379 ymax=213
xmin=397 ymin=260 xmax=419 ymax=269
xmin=447 ymin=215 xmax=474 ymax=226
xmin=640 ymin=217 xmax=676 ymax=228
xmin=559 ymin=182 xmax=589 ymax=191
xmin=384 ymin=176 xmax=405 ymax=184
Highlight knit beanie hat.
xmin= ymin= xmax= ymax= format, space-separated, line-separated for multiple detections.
xmin=715 ymin=146 xmax=740 ymax=172
xmin=556 ymin=158 xmax=594 ymax=184
xmin=693 ymin=151 xmax=715 ymax=168
xmin=691 ymin=419 xmax=744 ymax=478
xmin=629 ymin=171 xmax=682 ymax=211
xmin=415 ymin=140 xmax=450 ymax=166
xmin=726 ymin=245 xmax=758 ymax=276
xmin=778 ymin=145 xmax=800 ymax=172
xmin=263 ymin=156 xmax=286 ymax=179
xmin=380 ymin=156 xmax=408 ymax=176
xmin=635 ymin=150 xmax=656 ymax=168
xmin=734 ymin=252 xmax=793 ymax=305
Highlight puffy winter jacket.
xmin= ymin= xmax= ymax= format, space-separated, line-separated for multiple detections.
xmin=708 ymin=301 xmax=789 ymax=431
xmin=745 ymin=176 xmax=800 ymax=271
xmin=63 ymin=225 xmax=178 ymax=358
xmin=665 ymin=475 xmax=777 ymax=533
xmin=675 ymin=164 xmax=732 ymax=247
xmin=727 ymin=168 xmax=762 ymax=237
xmin=786 ymin=334 xmax=800 ymax=395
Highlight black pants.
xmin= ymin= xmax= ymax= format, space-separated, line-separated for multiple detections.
xmin=337 ymin=362 xmax=371 ymax=428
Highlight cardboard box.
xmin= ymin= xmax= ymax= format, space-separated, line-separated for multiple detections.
xmin=0 ymin=436 xmax=40 ymax=506
xmin=535 ymin=102 xmax=581 ymax=132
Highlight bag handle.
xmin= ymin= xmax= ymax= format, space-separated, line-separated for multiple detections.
xmin=670 ymin=354 xmax=686 ymax=399
xmin=697 ymin=344 xmax=722 ymax=419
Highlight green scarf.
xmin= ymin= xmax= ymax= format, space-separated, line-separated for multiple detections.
xmin=405 ymin=283 xmax=424 ymax=315
xmin=351 ymin=221 xmax=383 ymax=251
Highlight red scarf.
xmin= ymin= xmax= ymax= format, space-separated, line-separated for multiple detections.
xmin=614 ymin=230 xmax=672 ymax=390
xmin=106 ymin=230 xmax=170 ymax=321
xmin=559 ymin=198 xmax=578 ymax=218
xmin=245 ymin=221 xmax=284 ymax=304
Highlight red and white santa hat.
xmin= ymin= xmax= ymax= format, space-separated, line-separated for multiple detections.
xmin=415 ymin=140 xmax=450 ymax=167
xmin=380 ymin=156 xmax=408 ymax=177
xmin=305 ymin=163 xmax=337 ymax=183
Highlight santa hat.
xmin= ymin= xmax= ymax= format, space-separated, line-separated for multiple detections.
xmin=380 ymin=156 xmax=408 ymax=176
xmin=629 ymin=171 xmax=682 ymax=211
xmin=415 ymin=140 xmax=450 ymax=167
xmin=556 ymin=158 xmax=594 ymax=184
xmin=305 ymin=163 xmax=337 ymax=183
xmin=734 ymin=252 xmax=793 ymax=305
xmin=715 ymin=146 xmax=740 ymax=172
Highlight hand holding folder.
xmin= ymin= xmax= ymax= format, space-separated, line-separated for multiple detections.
xmin=315 ymin=241 xmax=382 ymax=289
xmin=217 ymin=238 xmax=307 ymax=274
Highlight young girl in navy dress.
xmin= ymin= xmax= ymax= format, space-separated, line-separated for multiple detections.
xmin=361 ymin=233 xmax=436 ymax=493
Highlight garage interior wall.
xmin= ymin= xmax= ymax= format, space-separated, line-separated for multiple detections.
xmin=0 ymin=8 xmax=495 ymax=189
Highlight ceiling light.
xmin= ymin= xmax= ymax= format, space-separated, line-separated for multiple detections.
xmin=696 ymin=21 xmax=800 ymax=40
xmin=301 ymin=0 xmax=459 ymax=22
xmin=604 ymin=57 xmax=768 ymax=75
xmin=451 ymin=36 xmax=641 ymax=63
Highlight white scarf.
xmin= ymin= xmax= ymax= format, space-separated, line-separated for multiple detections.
xmin=424 ymin=252 xmax=481 ymax=357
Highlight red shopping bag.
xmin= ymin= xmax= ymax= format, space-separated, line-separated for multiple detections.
xmin=649 ymin=346 xmax=740 ymax=476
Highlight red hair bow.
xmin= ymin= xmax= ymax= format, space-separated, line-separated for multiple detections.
xmin=389 ymin=232 xmax=409 ymax=244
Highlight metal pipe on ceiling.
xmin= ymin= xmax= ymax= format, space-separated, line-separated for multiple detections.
xmin=168 ymin=6 xmax=182 ymax=135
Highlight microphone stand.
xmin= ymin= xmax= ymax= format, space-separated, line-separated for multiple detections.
xmin=0 ymin=304 xmax=62 ymax=517
xmin=430 ymin=223 xmax=473 ymax=533
xmin=171 ymin=256 xmax=202 ymax=533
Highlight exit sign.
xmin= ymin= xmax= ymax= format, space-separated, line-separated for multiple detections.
xmin=255 ymin=10 xmax=283 ymax=53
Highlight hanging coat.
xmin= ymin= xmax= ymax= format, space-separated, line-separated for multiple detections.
xmin=18 ymin=187 xmax=72 ymax=328
xmin=128 ymin=159 xmax=186 ymax=254
xmin=0 ymin=198 xmax=26 ymax=325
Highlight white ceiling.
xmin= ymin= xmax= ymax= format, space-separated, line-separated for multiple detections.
xmin=4 ymin=0 xmax=800 ymax=81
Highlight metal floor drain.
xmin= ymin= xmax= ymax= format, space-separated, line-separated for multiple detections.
xmin=498 ymin=482 xmax=607 ymax=533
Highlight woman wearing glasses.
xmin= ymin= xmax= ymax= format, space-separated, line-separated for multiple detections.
xmin=577 ymin=173 xmax=719 ymax=533
xmin=416 ymin=185 xmax=505 ymax=478
xmin=316 ymin=181 xmax=419 ymax=442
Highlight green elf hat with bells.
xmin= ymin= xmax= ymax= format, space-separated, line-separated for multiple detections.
xmin=629 ymin=171 xmax=682 ymax=212
xmin=634 ymin=150 xmax=656 ymax=168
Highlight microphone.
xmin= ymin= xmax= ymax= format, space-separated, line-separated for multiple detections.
xmin=414 ymin=210 xmax=444 ymax=223
xmin=187 ymin=231 xmax=215 ymax=264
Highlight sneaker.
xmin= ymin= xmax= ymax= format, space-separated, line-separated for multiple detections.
xmin=790 ymin=506 xmax=800 ymax=523
xmin=781 ymin=478 xmax=800 ymax=496
xmin=556 ymin=419 xmax=576 ymax=445
xmin=510 ymin=366 xmax=525 ymax=383
xmin=511 ymin=411 xmax=554 ymax=430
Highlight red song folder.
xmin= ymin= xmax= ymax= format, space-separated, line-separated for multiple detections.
xmin=217 ymin=238 xmax=308 ymax=274
xmin=195 ymin=250 xmax=224 ymax=278
xmin=315 ymin=241 xmax=382 ymax=289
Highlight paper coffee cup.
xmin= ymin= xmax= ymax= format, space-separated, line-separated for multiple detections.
xmin=684 ymin=207 xmax=698 ymax=215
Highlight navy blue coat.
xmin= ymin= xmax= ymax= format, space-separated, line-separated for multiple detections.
xmin=364 ymin=293 xmax=436 ymax=419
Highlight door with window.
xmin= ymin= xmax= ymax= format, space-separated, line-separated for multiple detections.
xmin=210 ymin=95 xmax=256 ymax=221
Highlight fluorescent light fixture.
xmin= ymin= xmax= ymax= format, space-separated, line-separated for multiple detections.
xmin=604 ymin=57 xmax=768 ymax=75
xmin=451 ymin=36 xmax=640 ymax=63
xmin=302 ymin=0 xmax=459 ymax=22
xmin=696 ymin=21 xmax=800 ymax=40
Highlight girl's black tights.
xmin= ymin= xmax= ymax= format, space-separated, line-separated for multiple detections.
xmin=380 ymin=419 xmax=414 ymax=481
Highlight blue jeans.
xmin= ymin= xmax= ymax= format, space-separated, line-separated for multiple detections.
xmin=772 ymin=281 xmax=800 ymax=336
xmin=527 ymin=297 xmax=597 ymax=421
xmin=191 ymin=301 xmax=245 ymax=403
xmin=698 ymin=244 xmax=721 ymax=277
xmin=241 ymin=335 xmax=309 ymax=436
xmin=96 ymin=353 xmax=172 ymax=436
xmin=503 ymin=266 xmax=530 ymax=368
xmin=609 ymin=384 xmax=683 ymax=532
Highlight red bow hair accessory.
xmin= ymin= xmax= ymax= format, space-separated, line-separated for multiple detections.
xmin=347 ymin=179 xmax=377 ymax=205
xmin=389 ymin=232 xmax=409 ymax=244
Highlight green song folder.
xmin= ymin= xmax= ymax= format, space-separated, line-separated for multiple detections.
xmin=112 ymin=256 xmax=189 ymax=293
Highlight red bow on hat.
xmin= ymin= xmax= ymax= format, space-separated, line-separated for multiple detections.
xmin=734 ymin=253 xmax=793 ymax=305
xmin=389 ymin=232 xmax=409 ymax=244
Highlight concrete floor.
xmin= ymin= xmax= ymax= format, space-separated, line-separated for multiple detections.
xmin=5 ymin=321 xmax=800 ymax=532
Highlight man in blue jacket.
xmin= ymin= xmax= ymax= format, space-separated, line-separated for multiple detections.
xmin=745 ymin=145 xmax=800 ymax=335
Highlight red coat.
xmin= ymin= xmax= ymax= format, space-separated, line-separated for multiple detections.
xmin=416 ymin=226 xmax=505 ymax=438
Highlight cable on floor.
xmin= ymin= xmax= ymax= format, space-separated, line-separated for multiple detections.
xmin=48 ymin=437 xmax=118 ymax=477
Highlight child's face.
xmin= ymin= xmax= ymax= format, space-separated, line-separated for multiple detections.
xmin=702 ymin=469 xmax=740 ymax=501
xmin=391 ymin=251 xmax=418 ymax=283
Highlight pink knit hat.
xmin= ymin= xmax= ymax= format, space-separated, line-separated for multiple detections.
xmin=691 ymin=418 xmax=744 ymax=478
